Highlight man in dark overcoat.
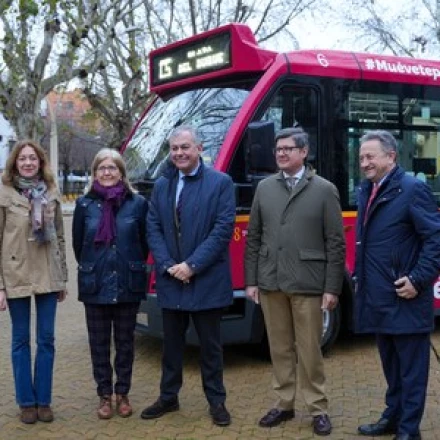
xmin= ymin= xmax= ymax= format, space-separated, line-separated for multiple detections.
xmin=141 ymin=125 xmax=235 ymax=427
xmin=356 ymin=130 xmax=440 ymax=440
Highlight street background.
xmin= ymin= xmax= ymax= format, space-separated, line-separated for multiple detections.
xmin=1 ymin=213 xmax=440 ymax=439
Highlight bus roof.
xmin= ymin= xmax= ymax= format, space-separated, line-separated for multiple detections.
xmin=285 ymin=50 xmax=440 ymax=86
xmin=149 ymin=23 xmax=440 ymax=97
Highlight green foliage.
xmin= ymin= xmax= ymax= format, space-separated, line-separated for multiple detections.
xmin=19 ymin=0 xmax=40 ymax=17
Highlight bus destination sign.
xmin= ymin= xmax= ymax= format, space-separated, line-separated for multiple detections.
xmin=151 ymin=31 xmax=232 ymax=86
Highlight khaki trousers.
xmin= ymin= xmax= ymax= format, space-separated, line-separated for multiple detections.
xmin=260 ymin=291 xmax=328 ymax=415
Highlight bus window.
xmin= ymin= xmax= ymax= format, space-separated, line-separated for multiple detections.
xmin=346 ymin=93 xmax=440 ymax=207
xmin=260 ymin=85 xmax=319 ymax=161
xmin=124 ymin=88 xmax=250 ymax=183
xmin=349 ymin=93 xmax=399 ymax=124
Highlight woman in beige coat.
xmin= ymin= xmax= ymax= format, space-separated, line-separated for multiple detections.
xmin=0 ymin=140 xmax=68 ymax=425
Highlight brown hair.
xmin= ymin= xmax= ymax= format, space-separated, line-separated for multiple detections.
xmin=87 ymin=148 xmax=136 ymax=193
xmin=2 ymin=139 xmax=57 ymax=190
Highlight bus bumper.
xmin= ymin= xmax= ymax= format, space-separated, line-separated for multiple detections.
xmin=136 ymin=290 xmax=266 ymax=346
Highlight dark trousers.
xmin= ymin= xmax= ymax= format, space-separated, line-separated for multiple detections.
xmin=160 ymin=308 xmax=226 ymax=406
xmin=84 ymin=302 xmax=140 ymax=397
xmin=377 ymin=332 xmax=430 ymax=435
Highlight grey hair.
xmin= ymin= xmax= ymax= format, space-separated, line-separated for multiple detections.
xmin=87 ymin=147 xmax=136 ymax=193
xmin=168 ymin=125 xmax=201 ymax=145
xmin=275 ymin=126 xmax=309 ymax=149
xmin=360 ymin=130 xmax=398 ymax=154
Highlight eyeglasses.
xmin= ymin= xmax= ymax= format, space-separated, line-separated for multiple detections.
xmin=273 ymin=146 xmax=302 ymax=154
xmin=96 ymin=165 xmax=119 ymax=173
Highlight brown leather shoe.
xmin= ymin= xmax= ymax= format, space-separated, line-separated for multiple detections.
xmin=116 ymin=395 xmax=133 ymax=417
xmin=259 ymin=408 xmax=294 ymax=427
xmin=97 ymin=395 xmax=113 ymax=419
xmin=20 ymin=406 xmax=37 ymax=424
xmin=37 ymin=405 xmax=54 ymax=422
xmin=313 ymin=414 xmax=332 ymax=436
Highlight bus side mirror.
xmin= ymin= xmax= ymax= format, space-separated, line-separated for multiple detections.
xmin=245 ymin=121 xmax=277 ymax=179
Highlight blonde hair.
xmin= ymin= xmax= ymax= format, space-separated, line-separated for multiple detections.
xmin=2 ymin=139 xmax=57 ymax=190
xmin=87 ymin=148 xmax=136 ymax=193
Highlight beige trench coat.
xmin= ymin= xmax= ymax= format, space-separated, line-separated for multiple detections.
xmin=0 ymin=184 xmax=68 ymax=298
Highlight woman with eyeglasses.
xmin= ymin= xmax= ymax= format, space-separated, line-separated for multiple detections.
xmin=0 ymin=139 xmax=68 ymax=424
xmin=72 ymin=148 xmax=148 ymax=420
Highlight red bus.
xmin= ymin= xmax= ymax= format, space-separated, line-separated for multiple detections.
xmin=122 ymin=23 xmax=440 ymax=353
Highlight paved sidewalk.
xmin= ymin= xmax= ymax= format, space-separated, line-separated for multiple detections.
xmin=1 ymin=216 xmax=440 ymax=439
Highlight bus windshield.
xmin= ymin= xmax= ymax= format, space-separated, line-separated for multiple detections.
xmin=123 ymin=87 xmax=250 ymax=181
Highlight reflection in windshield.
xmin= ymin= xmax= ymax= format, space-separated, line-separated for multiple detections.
xmin=123 ymin=88 xmax=249 ymax=181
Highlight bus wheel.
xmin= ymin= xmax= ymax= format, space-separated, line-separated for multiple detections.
xmin=321 ymin=304 xmax=341 ymax=354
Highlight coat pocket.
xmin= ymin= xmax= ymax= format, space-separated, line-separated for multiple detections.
xmin=128 ymin=261 xmax=147 ymax=292
xmin=77 ymin=262 xmax=97 ymax=295
xmin=49 ymin=245 xmax=65 ymax=282
xmin=299 ymin=249 xmax=327 ymax=261
xmin=298 ymin=249 xmax=327 ymax=290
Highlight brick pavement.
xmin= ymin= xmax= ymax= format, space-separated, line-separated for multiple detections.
xmin=1 ymin=214 xmax=440 ymax=439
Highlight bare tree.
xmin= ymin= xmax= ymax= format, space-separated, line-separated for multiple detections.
xmin=141 ymin=0 xmax=319 ymax=44
xmin=329 ymin=0 xmax=440 ymax=57
xmin=82 ymin=0 xmax=151 ymax=149
xmin=0 ymin=0 xmax=143 ymax=139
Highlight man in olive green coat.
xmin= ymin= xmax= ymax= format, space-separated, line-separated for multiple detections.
xmin=245 ymin=127 xmax=345 ymax=436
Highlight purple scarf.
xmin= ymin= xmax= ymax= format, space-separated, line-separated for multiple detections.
xmin=92 ymin=180 xmax=127 ymax=245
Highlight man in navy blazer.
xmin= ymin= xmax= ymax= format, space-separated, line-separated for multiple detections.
xmin=141 ymin=125 xmax=235 ymax=427
xmin=355 ymin=130 xmax=440 ymax=440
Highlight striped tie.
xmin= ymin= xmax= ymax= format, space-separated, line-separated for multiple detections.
xmin=286 ymin=176 xmax=297 ymax=191
xmin=176 ymin=178 xmax=186 ymax=221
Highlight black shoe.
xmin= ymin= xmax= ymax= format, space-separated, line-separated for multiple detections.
xmin=258 ymin=408 xmax=294 ymax=428
xmin=140 ymin=398 xmax=179 ymax=419
xmin=358 ymin=417 xmax=397 ymax=436
xmin=313 ymin=414 xmax=332 ymax=436
xmin=209 ymin=403 xmax=231 ymax=426
xmin=393 ymin=434 xmax=421 ymax=440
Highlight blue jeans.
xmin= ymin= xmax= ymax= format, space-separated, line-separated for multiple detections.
xmin=8 ymin=293 xmax=58 ymax=407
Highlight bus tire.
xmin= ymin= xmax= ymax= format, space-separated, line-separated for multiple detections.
xmin=321 ymin=304 xmax=341 ymax=354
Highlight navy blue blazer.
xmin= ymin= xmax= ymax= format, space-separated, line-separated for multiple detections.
xmin=147 ymin=161 xmax=235 ymax=311
xmin=354 ymin=165 xmax=440 ymax=334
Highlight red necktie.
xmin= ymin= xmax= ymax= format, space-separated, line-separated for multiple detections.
xmin=364 ymin=183 xmax=379 ymax=224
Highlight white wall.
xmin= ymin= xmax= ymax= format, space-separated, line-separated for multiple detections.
xmin=0 ymin=113 xmax=15 ymax=170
